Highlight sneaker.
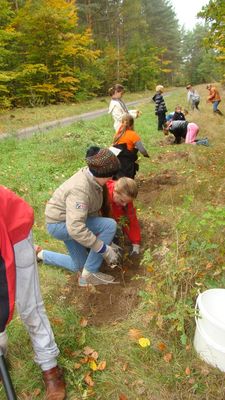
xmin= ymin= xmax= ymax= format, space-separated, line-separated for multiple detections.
xmin=78 ymin=272 xmax=116 ymax=287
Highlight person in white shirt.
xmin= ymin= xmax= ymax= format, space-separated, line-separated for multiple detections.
xmin=186 ymin=84 xmax=200 ymax=111
xmin=108 ymin=84 xmax=140 ymax=131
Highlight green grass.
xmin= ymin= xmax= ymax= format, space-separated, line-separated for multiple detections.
xmin=0 ymin=84 xmax=225 ymax=399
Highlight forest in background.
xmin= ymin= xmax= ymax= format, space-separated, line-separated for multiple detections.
xmin=0 ymin=0 xmax=224 ymax=107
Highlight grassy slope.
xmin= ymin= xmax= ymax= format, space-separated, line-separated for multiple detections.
xmin=0 ymin=85 xmax=225 ymax=400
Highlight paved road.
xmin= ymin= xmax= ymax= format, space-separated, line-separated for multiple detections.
xmin=1 ymin=98 xmax=151 ymax=140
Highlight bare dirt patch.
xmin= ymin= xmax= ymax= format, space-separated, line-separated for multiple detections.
xmin=157 ymin=151 xmax=189 ymax=162
xmin=137 ymin=170 xmax=182 ymax=204
xmin=64 ymin=255 xmax=144 ymax=326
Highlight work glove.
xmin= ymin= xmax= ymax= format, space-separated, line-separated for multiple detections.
xmin=103 ymin=245 xmax=120 ymax=266
xmin=0 ymin=331 xmax=8 ymax=356
xmin=130 ymin=244 xmax=140 ymax=256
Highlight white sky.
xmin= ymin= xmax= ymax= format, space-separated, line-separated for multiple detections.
xmin=170 ymin=0 xmax=209 ymax=30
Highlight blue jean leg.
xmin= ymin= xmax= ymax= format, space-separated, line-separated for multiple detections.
xmin=84 ymin=216 xmax=117 ymax=273
xmin=44 ymin=222 xmax=88 ymax=272
xmin=44 ymin=216 xmax=117 ymax=274
xmin=213 ymin=101 xmax=219 ymax=112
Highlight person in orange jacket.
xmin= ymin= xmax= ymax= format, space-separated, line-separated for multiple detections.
xmin=102 ymin=177 xmax=141 ymax=255
xmin=0 ymin=186 xmax=66 ymax=400
xmin=206 ymin=84 xmax=223 ymax=115
xmin=112 ymin=113 xmax=149 ymax=179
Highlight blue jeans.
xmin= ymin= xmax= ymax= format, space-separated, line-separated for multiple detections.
xmin=213 ymin=101 xmax=220 ymax=112
xmin=43 ymin=217 xmax=117 ymax=273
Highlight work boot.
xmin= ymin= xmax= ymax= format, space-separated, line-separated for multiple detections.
xmin=43 ymin=366 xmax=66 ymax=400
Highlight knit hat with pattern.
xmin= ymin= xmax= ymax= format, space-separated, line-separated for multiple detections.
xmin=86 ymin=146 xmax=120 ymax=178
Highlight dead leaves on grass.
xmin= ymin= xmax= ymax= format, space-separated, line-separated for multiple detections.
xmin=72 ymin=345 xmax=107 ymax=388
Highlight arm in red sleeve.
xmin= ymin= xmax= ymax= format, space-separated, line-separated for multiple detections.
xmin=122 ymin=202 xmax=141 ymax=244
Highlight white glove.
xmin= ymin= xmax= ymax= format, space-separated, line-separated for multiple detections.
xmin=0 ymin=331 xmax=8 ymax=356
xmin=103 ymin=245 xmax=119 ymax=265
xmin=130 ymin=244 xmax=140 ymax=255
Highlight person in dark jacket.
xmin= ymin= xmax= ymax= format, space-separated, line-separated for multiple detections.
xmin=152 ymin=85 xmax=167 ymax=130
xmin=163 ymin=120 xmax=188 ymax=144
xmin=0 ymin=186 xmax=66 ymax=400
xmin=172 ymin=105 xmax=186 ymax=121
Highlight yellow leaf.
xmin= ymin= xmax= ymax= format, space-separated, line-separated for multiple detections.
xmin=89 ymin=360 xmax=98 ymax=371
xmin=138 ymin=337 xmax=151 ymax=347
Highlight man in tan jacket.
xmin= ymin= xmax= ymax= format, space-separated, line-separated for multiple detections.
xmin=37 ymin=146 xmax=121 ymax=286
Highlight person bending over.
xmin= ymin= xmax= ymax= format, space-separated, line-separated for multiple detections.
xmin=102 ymin=177 xmax=141 ymax=256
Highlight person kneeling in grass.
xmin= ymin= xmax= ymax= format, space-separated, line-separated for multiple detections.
xmin=36 ymin=146 xmax=121 ymax=287
xmin=163 ymin=120 xmax=209 ymax=146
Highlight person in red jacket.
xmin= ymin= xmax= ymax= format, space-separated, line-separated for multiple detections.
xmin=0 ymin=186 xmax=65 ymax=400
xmin=102 ymin=177 xmax=141 ymax=255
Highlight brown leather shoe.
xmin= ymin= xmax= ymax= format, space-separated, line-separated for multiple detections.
xmin=43 ymin=366 xmax=66 ymax=400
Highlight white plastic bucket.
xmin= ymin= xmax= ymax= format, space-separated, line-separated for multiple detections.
xmin=194 ymin=289 xmax=225 ymax=372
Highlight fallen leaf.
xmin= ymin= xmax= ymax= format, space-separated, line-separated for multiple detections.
xmin=51 ymin=317 xmax=64 ymax=325
xmin=89 ymin=360 xmax=98 ymax=371
xmin=163 ymin=352 xmax=172 ymax=363
xmin=119 ymin=394 xmax=128 ymax=400
xmin=157 ymin=342 xmax=166 ymax=352
xmin=185 ymin=367 xmax=191 ymax=375
xmin=83 ymin=346 xmax=95 ymax=356
xmin=122 ymin=362 xmax=129 ymax=372
xmin=90 ymin=351 xmax=98 ymax=360
xmin=74 ymin=363 xmax=81 ymax=370
xmin=97 ymin=360 xmax=106 ymax=371
xmin=200 ymin=366 xmax=210 ymax=376
xmin=80 ymin=317 xmax=88 ymax=327
xmin=138 ymin=337 xmax=151 ymax=348
xmin=188 ymin=378 xmax=195 ymax=384
xmin=156 ymin=314 xmax=163 ymax=330
xmin=32 ymin=388 xmax=41 ymax=397
xmin=84 ymin=373 xmax=95 ymax=387
xmin=205 ymin=262 xmax=213 ymax=270
xmin=146 ymin=265 xmax=154 ymax=273
xmin=80 ymin=356 xmax=89 ymax=364
xmin=128 ymin=328 xmax=142 ymax=341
